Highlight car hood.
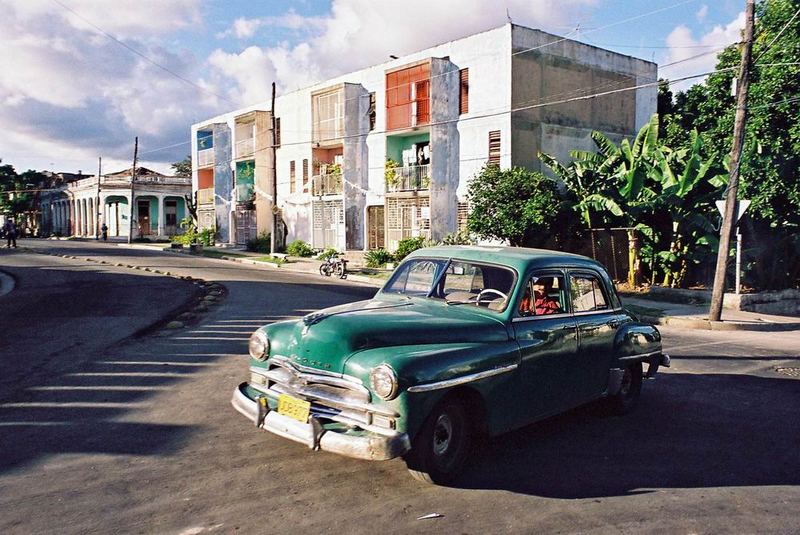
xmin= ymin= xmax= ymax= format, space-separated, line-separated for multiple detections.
xmin=270 ymin=296 xmax=510 ymax=375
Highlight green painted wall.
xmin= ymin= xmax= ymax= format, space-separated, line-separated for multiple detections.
xmin=386 ymin=133 xmax=430 ymax=163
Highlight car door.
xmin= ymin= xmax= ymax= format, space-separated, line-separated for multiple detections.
xmin=511 ymin=270 xmax=580 ymax=423
xmin=567 ymin=269 xmax=621 ymax=401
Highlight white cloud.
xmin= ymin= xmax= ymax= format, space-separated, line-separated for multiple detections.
xmin=661 ymin=11 xmax=745 ymax=91
xmin=0 ymin=0 xmax=219 ymax=174
xmin=7 ymin=0 xmax=201 ymax=37
xmin=216 ymin=11 xmax=328 ymax=39
xmin=207 ymin=0 xmax=598 ymax=102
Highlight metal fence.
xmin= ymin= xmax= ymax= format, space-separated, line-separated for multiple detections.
xmin=548 ymin=227 xmax=637 ymax=284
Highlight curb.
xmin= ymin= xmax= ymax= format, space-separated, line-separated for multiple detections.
xmin=639 ymin=314 xmax=800 ymax=332
xmin=159 ymin=247 xmax=385 ymax=287
xmin=20 ymin=246 xmax=227 ymax=334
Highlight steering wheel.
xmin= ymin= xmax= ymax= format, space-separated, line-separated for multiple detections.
xmin=476 ymin=288 xmax=508 ymax=306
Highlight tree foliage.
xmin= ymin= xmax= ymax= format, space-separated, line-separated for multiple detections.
xmin=466 ymin=165 xmax=562 ymax=247
xmin=542 ymin=115 xmax=726 ymax=287
xmin=658 ymin=0 xmax=800 ymax=288
xmin=662 ymin=0 xmax=800 ymax=228
xmin=171 ymin=155 xmax=191 ymax=178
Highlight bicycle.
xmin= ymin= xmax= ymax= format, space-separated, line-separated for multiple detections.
xmin=319 ymin=253 xmax=348 ymax=279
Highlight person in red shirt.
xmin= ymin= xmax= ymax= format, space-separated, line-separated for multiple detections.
xmin=519 ymin=277 xmax=562 ymax=316
xmin=532 ymin=278 xmax=561 ymax=315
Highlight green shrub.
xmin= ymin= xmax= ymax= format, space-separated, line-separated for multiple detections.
xmin=394 ymin=236 xmax=427 ymax=261
xmin=365 ymin=248 xmax=394 ymax=268
xmin=316 ymin=247 xmax=339 ymax=261
xmin=439 ymin=230 xmax=473 ymax=245
xmin=286 ymin=239 xmax=314 ymax=257
xmin=198 ymin=227 xmax=216 ymax=246
xmin=172 ymin=223 xmax=215 ymax=246
xmin=246 ymin=232 xmax=271 ymax=253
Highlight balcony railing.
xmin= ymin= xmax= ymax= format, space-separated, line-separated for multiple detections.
xmin=312 ymin=172 xmax=343 ymax=196
xmin=198 ymin=188 xmax=214 ymax=205
xmin=198 ymin=148 xmax=214 ymax=168
xmin=386 ymin=164 xmax=430 ymax=192
xmin=235 ymin=138 xmax=255 ymax=159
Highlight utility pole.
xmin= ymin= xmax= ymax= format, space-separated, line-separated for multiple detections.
xmin=269 ymin=82 xmax=277 ymax=255
xmin=709 ymin=0 xmax=755 ymax=322
xmin=95 ymin=156 xmax=102 ymax=239
xmin=128 ymin=137 xmax=138 ymax=245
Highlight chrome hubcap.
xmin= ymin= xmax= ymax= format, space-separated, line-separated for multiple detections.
xmin=433 ymin=414 xmax=453 ymax=456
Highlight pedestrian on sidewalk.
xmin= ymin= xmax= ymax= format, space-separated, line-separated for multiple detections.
xmin=3 ymin=218 xmax=17 ymax=248
xmin=101 ymin=223 xmax=108 ymax=241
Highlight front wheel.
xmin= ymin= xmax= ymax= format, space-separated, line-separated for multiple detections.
xmin=405 ymin=398 xmax=472 ymax=485
xmin=607 ymin=361 xmax=642 ymax=415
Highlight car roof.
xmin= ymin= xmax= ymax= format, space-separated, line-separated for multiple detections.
xmin=406 ymin=245 xmax=604 ymax=273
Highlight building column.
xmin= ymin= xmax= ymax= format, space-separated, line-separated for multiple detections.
xmin=429 ymin=58 xmax=461 ymax=241
xmin=82 ymin=199 xmax=87 ymax=237
xmin=157 ymin=195 xmax=165 ymax=237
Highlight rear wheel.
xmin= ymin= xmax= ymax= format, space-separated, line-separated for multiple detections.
xmin=405 ymin=399 xmax=472 ymax=485
xmin=607 ymin=361 xmax=642 ymax=414
xmin=319 ymin=263 xmax=331 ymax=277
xmin=335 ymin=261 xmax=346 ymax=279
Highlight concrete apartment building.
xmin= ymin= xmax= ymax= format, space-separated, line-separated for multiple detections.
xmin=190 ymin=23 xmax=657 ymax=252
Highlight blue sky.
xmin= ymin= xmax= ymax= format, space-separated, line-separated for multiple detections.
xmin=0 ymin=0 xmax=746 ymax=175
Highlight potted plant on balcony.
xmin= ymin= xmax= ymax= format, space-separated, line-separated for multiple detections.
xmin=384 ymin=158 xmax=400 ymax=189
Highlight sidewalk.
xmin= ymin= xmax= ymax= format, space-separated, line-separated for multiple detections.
xmin=113 ymin=242 xmax=800 ymax=332
xmin=622 ymin=296 xmax=800 ymax=332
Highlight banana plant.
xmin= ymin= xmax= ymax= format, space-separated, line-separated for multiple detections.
xmin=649 ymin=131 xmax=726 ymax=287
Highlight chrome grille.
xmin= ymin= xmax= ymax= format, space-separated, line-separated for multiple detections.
xmin=249 ymin=356 xmax=398 ymax=432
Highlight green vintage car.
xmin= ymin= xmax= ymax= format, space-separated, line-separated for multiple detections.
xmin=232 ymin=246 xmax=669 ymax=483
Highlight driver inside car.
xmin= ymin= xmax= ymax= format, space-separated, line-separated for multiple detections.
xmin=520 ymin=277 xmax=562 ymax=315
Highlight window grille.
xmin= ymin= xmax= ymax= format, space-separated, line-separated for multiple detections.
xmin=459 ymin=68 xmax=469 ymax=115
xmin=289 ymin=160 xmax=296 ymax=194
xmin=302 ymin=159 xmax=309 ymax=192
xmin=488 ymin=130 xmax=501 ymax=165
xmin=457 ymin=201 xmax=470 ymax=232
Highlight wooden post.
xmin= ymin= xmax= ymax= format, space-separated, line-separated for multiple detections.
xmin=269 ymin=82 xmax=277 ymax=255
xmin=127 ymin=137 xmax=138 ymax=244
xmin=95 ymin=156 xmax=101 ymax=239
xmin=709 ymin=0 xmax=754 ymax=321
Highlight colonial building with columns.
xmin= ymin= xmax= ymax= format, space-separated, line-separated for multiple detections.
xmin=40 ymin=167 xmax=191 ymax=239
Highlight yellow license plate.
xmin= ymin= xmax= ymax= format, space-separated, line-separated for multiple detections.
xmin=277 ymin=394 xmax=311 ymax=423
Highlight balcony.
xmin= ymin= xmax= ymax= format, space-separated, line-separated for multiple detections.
xmin=198 ymin=187 xmax=214 ymax=206
xmin=312 ymin=171 xmax=343 ymax=196
xmin=386 ymin=164 xmax=430 ymax=193
xmin=235 ymin=138 xmax=254 ymax=159
xmin=198 ymin=148 xmax=214 ymax=168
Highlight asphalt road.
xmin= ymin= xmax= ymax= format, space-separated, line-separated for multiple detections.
xmin=1 ymin=240 xmax=798 ymax=534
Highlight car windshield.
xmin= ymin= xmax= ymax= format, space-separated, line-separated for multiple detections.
xmin=383 ymin=258 xmax=516 ymax=312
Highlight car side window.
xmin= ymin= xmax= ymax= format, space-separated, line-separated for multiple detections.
xmin=569 ymin=273 xmax=608 ymax=312
xmin=518 ymin=274 xmax=565 ymax=317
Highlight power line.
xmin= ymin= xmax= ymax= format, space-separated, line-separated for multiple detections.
xmin=50 ymin=0 xmax=236 ymax=106
xmin=753 ymin=5 xmax=800 ymax=63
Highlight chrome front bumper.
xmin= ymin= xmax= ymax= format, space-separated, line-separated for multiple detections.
xmin=231 ymin=383 xmax=410 ymax=461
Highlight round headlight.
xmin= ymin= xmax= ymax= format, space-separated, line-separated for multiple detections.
xmin=248 ymin=330 xmax=270 ymax=361
xmin=369 ymin=364 xmax=398 ymax=400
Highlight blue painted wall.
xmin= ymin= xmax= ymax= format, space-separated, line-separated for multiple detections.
xmin=213 ymin=123 xmax=232 ymax=243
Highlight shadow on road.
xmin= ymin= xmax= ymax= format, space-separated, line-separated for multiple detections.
xmin=452 ymin=371 xmax=800 ymax=498
xmin=0 ymin=276 xmax=376 ymax=476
